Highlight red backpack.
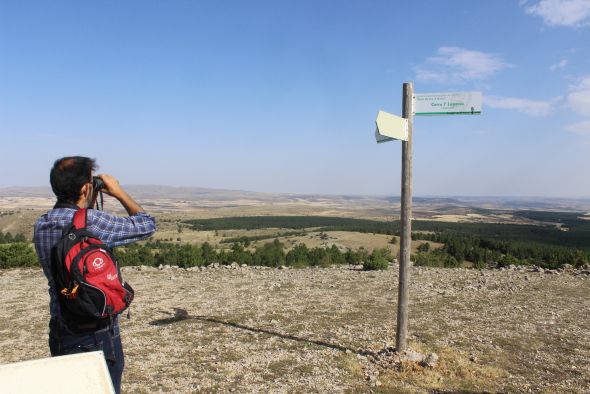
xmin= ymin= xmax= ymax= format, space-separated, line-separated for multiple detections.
xmin=51 ymin=208 xmax=134 ymax=319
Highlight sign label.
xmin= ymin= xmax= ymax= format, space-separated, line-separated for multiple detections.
xmin=414 ymin=92 xmax=482 ymax=116
xmin=375 ymin=110 xmax=408 ymax=143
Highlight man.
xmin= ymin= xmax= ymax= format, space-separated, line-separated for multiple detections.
xmin=34 ymin=156 xmax=157 ymax=394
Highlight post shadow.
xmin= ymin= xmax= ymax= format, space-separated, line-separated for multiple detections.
xmin=149 ymin=307 xmax=359 ymax=355
xmin=148 ymin=309 xmax=491 ymax=394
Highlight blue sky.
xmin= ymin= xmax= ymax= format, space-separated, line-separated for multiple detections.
xmin=1 ymin=0 xmax=589 ymax=197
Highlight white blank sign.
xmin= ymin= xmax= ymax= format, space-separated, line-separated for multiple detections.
xmin=375 ymin=110 xmax=408 ymax=142
xmin=0 ymin=352 xmax=115 ymax=394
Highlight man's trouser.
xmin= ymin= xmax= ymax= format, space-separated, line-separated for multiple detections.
xmin=48 ymin=316 xmax=124 ymax=394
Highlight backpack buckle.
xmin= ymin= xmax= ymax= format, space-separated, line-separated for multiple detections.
xmin=61 ymin=283 xmax=79 ymax=299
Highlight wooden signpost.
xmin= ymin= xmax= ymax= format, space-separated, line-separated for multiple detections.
xmin=375 ymin=83 xmax=482 ymax=351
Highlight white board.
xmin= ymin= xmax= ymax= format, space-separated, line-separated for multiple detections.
xmin=414 ymin=92 xmax=482 ymax=116
xmin=375 ymin=110 xmax=408 ymax=142
xmin=0 ymin=352 xmax=115 ymax=394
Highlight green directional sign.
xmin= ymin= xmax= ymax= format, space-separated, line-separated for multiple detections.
xmin=414 ymin=91 xmax=482 ymax=116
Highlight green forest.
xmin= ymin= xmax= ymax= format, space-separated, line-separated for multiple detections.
xmin=0 ymin=232 xmax=390 ymax=271
xmin=1 ymin=211 xmax=589 ymax=270
xmin=0 ymin=231 xmax=27 ymax=244
xmin=0 ymin=231 xmax=37 ymax=269
xmin=184 ymin=216 xmax=386 ymax=231
xmin=114 ymin=240 xmax=390 ymax=271
xmin=185 ymin=212 xmax=590 ymax=269
xmin=184 ymin=212 xmax=590 ymax=250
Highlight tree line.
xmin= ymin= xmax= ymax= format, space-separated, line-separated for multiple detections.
xmin=219 ymin=231 xmax=307 ymax=245
xmin=3 ymin=208 xmax=589 ymax=270
xmin=184 ymin=216 xmax=390 ymax=231
xmin=0 ymin=243 xmax=37 ymax=268
xmin=0 ymin=231 xmax=27 ymax=244
xmin=0 ymin=236 xmax=392 ymax=270
xmin=412 ymin=231 xmax=589 ymax=269
xmin=0 ymin=231 xmax=36 ymax=269
xmin=115 ymin=239 xmax=392 ymax=270
xmin=185 ymin=214 xmax=590 ymax=252
xmin=183 ymin=214 xmax=590 ymax=269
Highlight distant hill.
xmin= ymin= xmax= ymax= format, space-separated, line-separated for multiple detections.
xmin=0 ymin=187 xmax=53 ymax=198
xmin=0 ymin=185 xmax=589 ymax=211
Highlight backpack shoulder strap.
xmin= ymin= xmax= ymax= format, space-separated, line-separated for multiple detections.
xmin=72 ymin=208 xmax=88 ymax=230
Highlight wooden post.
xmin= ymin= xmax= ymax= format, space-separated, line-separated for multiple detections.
xmin=396 ymin=82 xmax=413 ymax=352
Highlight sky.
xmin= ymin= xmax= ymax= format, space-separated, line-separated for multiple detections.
xmin=1 ymin=0 xmax=590 ymax=197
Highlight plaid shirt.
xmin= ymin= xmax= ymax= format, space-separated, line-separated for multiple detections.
xmin=34 ymin=207 xmax=157 ymax=317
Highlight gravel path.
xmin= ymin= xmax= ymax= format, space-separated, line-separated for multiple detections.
xmin=1 ymin=265 xmax=589 ymax=393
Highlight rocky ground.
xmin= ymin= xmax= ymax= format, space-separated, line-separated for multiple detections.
xmin=1 ymin=264 xmax=589 ymax=393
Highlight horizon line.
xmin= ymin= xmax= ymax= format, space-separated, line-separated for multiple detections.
xmin=0 ymin=184 xmax=589 ymax=201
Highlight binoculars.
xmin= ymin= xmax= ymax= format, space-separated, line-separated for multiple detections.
xmin=92 ymin=176 xmax=105 ymax=192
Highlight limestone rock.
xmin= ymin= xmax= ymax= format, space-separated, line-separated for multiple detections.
xmin=421 ymin=353 xmax=438 ymax=368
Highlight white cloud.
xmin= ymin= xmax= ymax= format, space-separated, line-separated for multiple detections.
xmin=565 ymin=76 xmax=590 ymax=137
xmin=414 ymin=47 xmax=511 ymax=84
xmin=566 ymin=120 xmax=590 ymax=135
xmin=525 ymin=0 xmax=590 ymax=27
xmin=485 ymin=95 xmax=562 ymax=116
xmin=567 ymin=75 xmax=590 ymax=115
xmin=549 ymin=58 xmax=568 ymax=71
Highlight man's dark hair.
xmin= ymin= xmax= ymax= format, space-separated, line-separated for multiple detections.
xmin=50 ymin=156 xmax=97 ymax=203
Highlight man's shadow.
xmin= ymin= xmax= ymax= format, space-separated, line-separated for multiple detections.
xmin=149 ymin=307 xmax=357 ymax=354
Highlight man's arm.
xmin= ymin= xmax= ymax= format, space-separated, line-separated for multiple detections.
xmin=89 ymin=174 xmax=157 ymax=248
xmin=88 ymin=210 xmax=157 ymax=248
xmin=98 ymin=174 xmax=144 ymax=215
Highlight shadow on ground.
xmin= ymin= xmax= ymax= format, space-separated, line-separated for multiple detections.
xmin=150 ymin=307 xmax=358 ymax=354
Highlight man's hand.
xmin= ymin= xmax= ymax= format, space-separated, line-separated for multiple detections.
xmin=97 ymin=174 xmax=123 ymax=199
xmin=96 ymin=174 xmax=144 ymax=216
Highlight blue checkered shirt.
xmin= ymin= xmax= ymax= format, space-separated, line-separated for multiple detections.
xmin=34 ymin=207 xmax=157 ymax=317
